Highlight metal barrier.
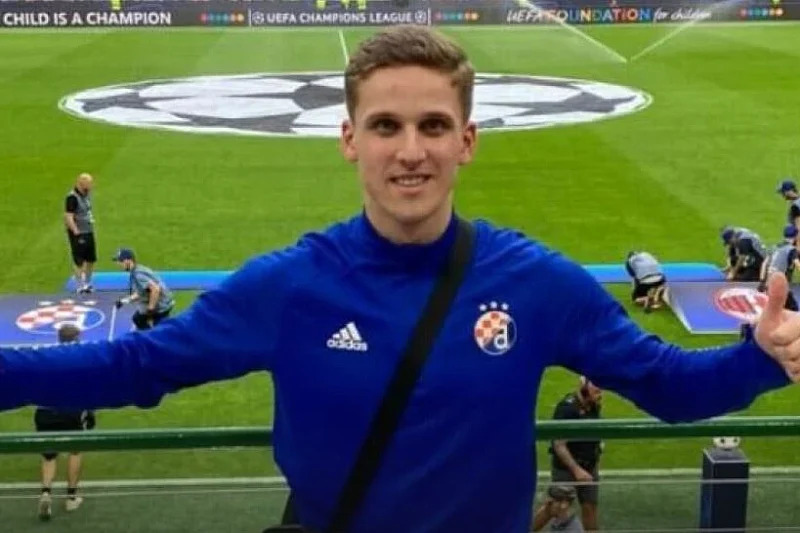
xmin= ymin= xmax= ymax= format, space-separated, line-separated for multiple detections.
xmin=2 ymin=416 xmax=800 ymax=453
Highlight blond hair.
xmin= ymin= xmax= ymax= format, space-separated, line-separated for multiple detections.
xmin=344 ymin=25 xmax=475 ymax=120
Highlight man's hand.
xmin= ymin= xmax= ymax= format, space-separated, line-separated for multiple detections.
xmin=572 ymin=467 xmax=594 ymax=484
xmin=754 ymin=272 xmax=800 ymax=382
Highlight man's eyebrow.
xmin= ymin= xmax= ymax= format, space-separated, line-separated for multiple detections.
xmin=362 ymin=111 xmax=398 ymax=122
xmin=420 ymin=111 xmax=456 ymax=122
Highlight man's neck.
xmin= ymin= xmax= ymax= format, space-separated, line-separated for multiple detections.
xmin=364 ymin=204 xmax=453 ymax=245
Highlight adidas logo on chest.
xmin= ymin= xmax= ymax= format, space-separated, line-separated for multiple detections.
xmin=326 ymin=321 xmax=369 ymax=352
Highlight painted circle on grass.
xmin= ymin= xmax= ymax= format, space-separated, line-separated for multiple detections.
xmin=59 ymin=72 xmax=651 ymax=138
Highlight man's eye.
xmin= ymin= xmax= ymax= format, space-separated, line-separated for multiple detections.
xmin=371 ymin=119 xmax=398 ymax=134
xmin=421 ymin=119 xmax=449 ymax=134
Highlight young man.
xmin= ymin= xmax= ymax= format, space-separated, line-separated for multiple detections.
xmin=1 ymin=26 xmax=800 ymax=533
xmin=531 ymin=485 xmax=584 ymax=532
xmin=112 ymin=248 xmax=175 ymax=330
xmin=624 ymin=251 xmax=666 ymax=312
xmin=545 ymin=378 xmax=602 ymax=531
xmin=760 ymin=225 xmax=800 ymax=311
xmin=64 ymin=172 xmax=96 ymax=294
xmin=33 ymin=324 xmax=95 ymax=520
xmin=721 ymin=226 xmax=767 ymax=281
xmin=776 ymin=178 xmax=800 ymax=230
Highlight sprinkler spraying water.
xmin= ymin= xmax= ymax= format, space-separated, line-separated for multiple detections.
xmin=628 ymin=0 xmax=751 ymax=61
xmin=515 ymin=0 xmax=629 ymax=63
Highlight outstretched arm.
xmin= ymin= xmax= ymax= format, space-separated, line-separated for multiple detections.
xmin=549 ymin=256 xmax=790 ymax=423
xmin=0 ymin=255 xmax=289 ymax=412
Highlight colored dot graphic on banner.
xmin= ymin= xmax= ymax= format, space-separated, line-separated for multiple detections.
xmin=200 ymin=12 xmax=246 ymax=25
xmin=739 ymin=6 xmax=784 ymax=17
xmin=434 ymin=11 xmax=481 ymax=22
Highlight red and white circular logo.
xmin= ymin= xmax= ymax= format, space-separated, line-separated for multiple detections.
xmin=713 ymin=287 xmax=768 ymax=322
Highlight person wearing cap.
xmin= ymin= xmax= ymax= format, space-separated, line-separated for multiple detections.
xmin=760 ymin=225 xmax=800 ymax=311
xmin=721 ymin=226 xmax=767 ymax=282
xmin=547 ymin=377 xmax=602 ymax=530
xmin=33 ymin=324 xmax=95 ymax=520
xmin=531 ymin=484 xmax=584 ymax=531
xmin=64 ymin=173 xmax=96 ymax=294
xmin=624 ymin=250 xmax=666 ymax=312
xmin=112 ymin=248 xmax=175 ymax=330
xmin=776 ymin=179 xmax=800 ymax=230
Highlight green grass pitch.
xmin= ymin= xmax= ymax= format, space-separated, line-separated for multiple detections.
xmin=0 ymin=23 xmax=799 ymax=485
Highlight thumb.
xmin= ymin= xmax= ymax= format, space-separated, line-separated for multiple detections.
xmin=760 ymin=272 xmax=788 ymax=324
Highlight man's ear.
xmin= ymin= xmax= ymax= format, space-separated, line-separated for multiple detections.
xmin=340 ymin=119 xmax=357 ymax=163
xmin=458 ymin=121 xmax=477 ymax=166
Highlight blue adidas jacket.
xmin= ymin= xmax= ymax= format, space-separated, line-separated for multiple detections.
xmin=0 ymin=214 xmax=789 ymax=532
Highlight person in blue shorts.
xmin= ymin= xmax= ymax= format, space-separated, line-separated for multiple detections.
xmin=2 ymin=25 xmax=800 ymax=533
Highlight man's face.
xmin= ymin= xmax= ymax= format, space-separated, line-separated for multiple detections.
xmin=77 ymin=175 xmax=93 ymax=194
xmin=584 ymin=382 xmax=602 ymax=406
xmin=116 ymin=259 xmax=133 ymax=272
xmin=341 ymin=65 xmax=476 ymax=235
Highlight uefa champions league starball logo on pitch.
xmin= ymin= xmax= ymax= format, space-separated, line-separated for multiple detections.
xmin=713 ymin=287 xmax=768 ymax=323
xmin=59 ymin=73 xmax=651 ymax=138
xmin=474 ymin=302 xmax=516 ymax=356
xmin=15 ymin=300 xmax=105 ymax=335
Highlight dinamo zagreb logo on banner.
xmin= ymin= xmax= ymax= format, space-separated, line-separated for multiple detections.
xmin=474 ymin=302 xmax=517 ymax=356
xmin=16 ymin=300 xmax=105 ymax=335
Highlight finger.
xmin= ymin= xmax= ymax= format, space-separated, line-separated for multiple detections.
xmin=762 ymin=272 xmax=789 ymax=325
xmin=768 ymin=310 xmax=800 ymax=346
xmin=783 ymin=360 xmax=800 ymax=383
xmin=781 ymin=335 xmax=800 ymax=362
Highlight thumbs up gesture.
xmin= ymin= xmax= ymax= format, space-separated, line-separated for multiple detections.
xmin=754 ymin=272 xmax=800 ymax=383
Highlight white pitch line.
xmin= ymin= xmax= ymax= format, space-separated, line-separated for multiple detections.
xmin=2 ymin=467 xmax=800 ymax=492
xmin=108 ymin=303 xmax=118 ymax=341
xmin=337 ymin=29 xmax=349 ymax=65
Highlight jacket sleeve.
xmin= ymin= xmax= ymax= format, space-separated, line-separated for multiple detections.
xmin=549 ymin=255 xmax=790 ymax=423
xmin=0 ymin=254 xmax=289 ymax=412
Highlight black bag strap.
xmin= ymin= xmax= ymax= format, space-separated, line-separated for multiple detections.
xmin=325 ymin=217 xmax=475 ymax=533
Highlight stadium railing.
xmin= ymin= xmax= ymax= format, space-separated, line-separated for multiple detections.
xmin=3 ymin=416 xmax=800 ymax=453
xmin=1 ymin=417 xmax=800 ymax=531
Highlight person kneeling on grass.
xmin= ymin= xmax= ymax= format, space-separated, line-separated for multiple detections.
xmin=625 ymin=250 xmax=666 ymax=313
xmin=34 ymin=324 xmax=95 ymax=520
xmin=112 ymin=247 xmax=175 ymax=330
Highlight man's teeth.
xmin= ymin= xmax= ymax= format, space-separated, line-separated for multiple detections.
xmin=395 ymin=176 xmax=427 ymax=187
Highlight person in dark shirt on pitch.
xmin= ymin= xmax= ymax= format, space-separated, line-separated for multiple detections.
xmin=64 ymin=172 xmax=96 ymax=294
xmin=760 ymin=225 xmax=800 ymax=311
xmin=33 ymin=324 xmax=95 ymax=520
xmin=721 ymin=226 xmax=767 ymax=281
xmin=777 ymin=179 xmax=800 ymax=231
xmin=545 ymin=377 xmax=602 ymax=531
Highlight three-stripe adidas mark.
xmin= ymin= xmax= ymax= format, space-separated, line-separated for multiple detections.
xmin=326 ymin=322 xmax=369 ymax=352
